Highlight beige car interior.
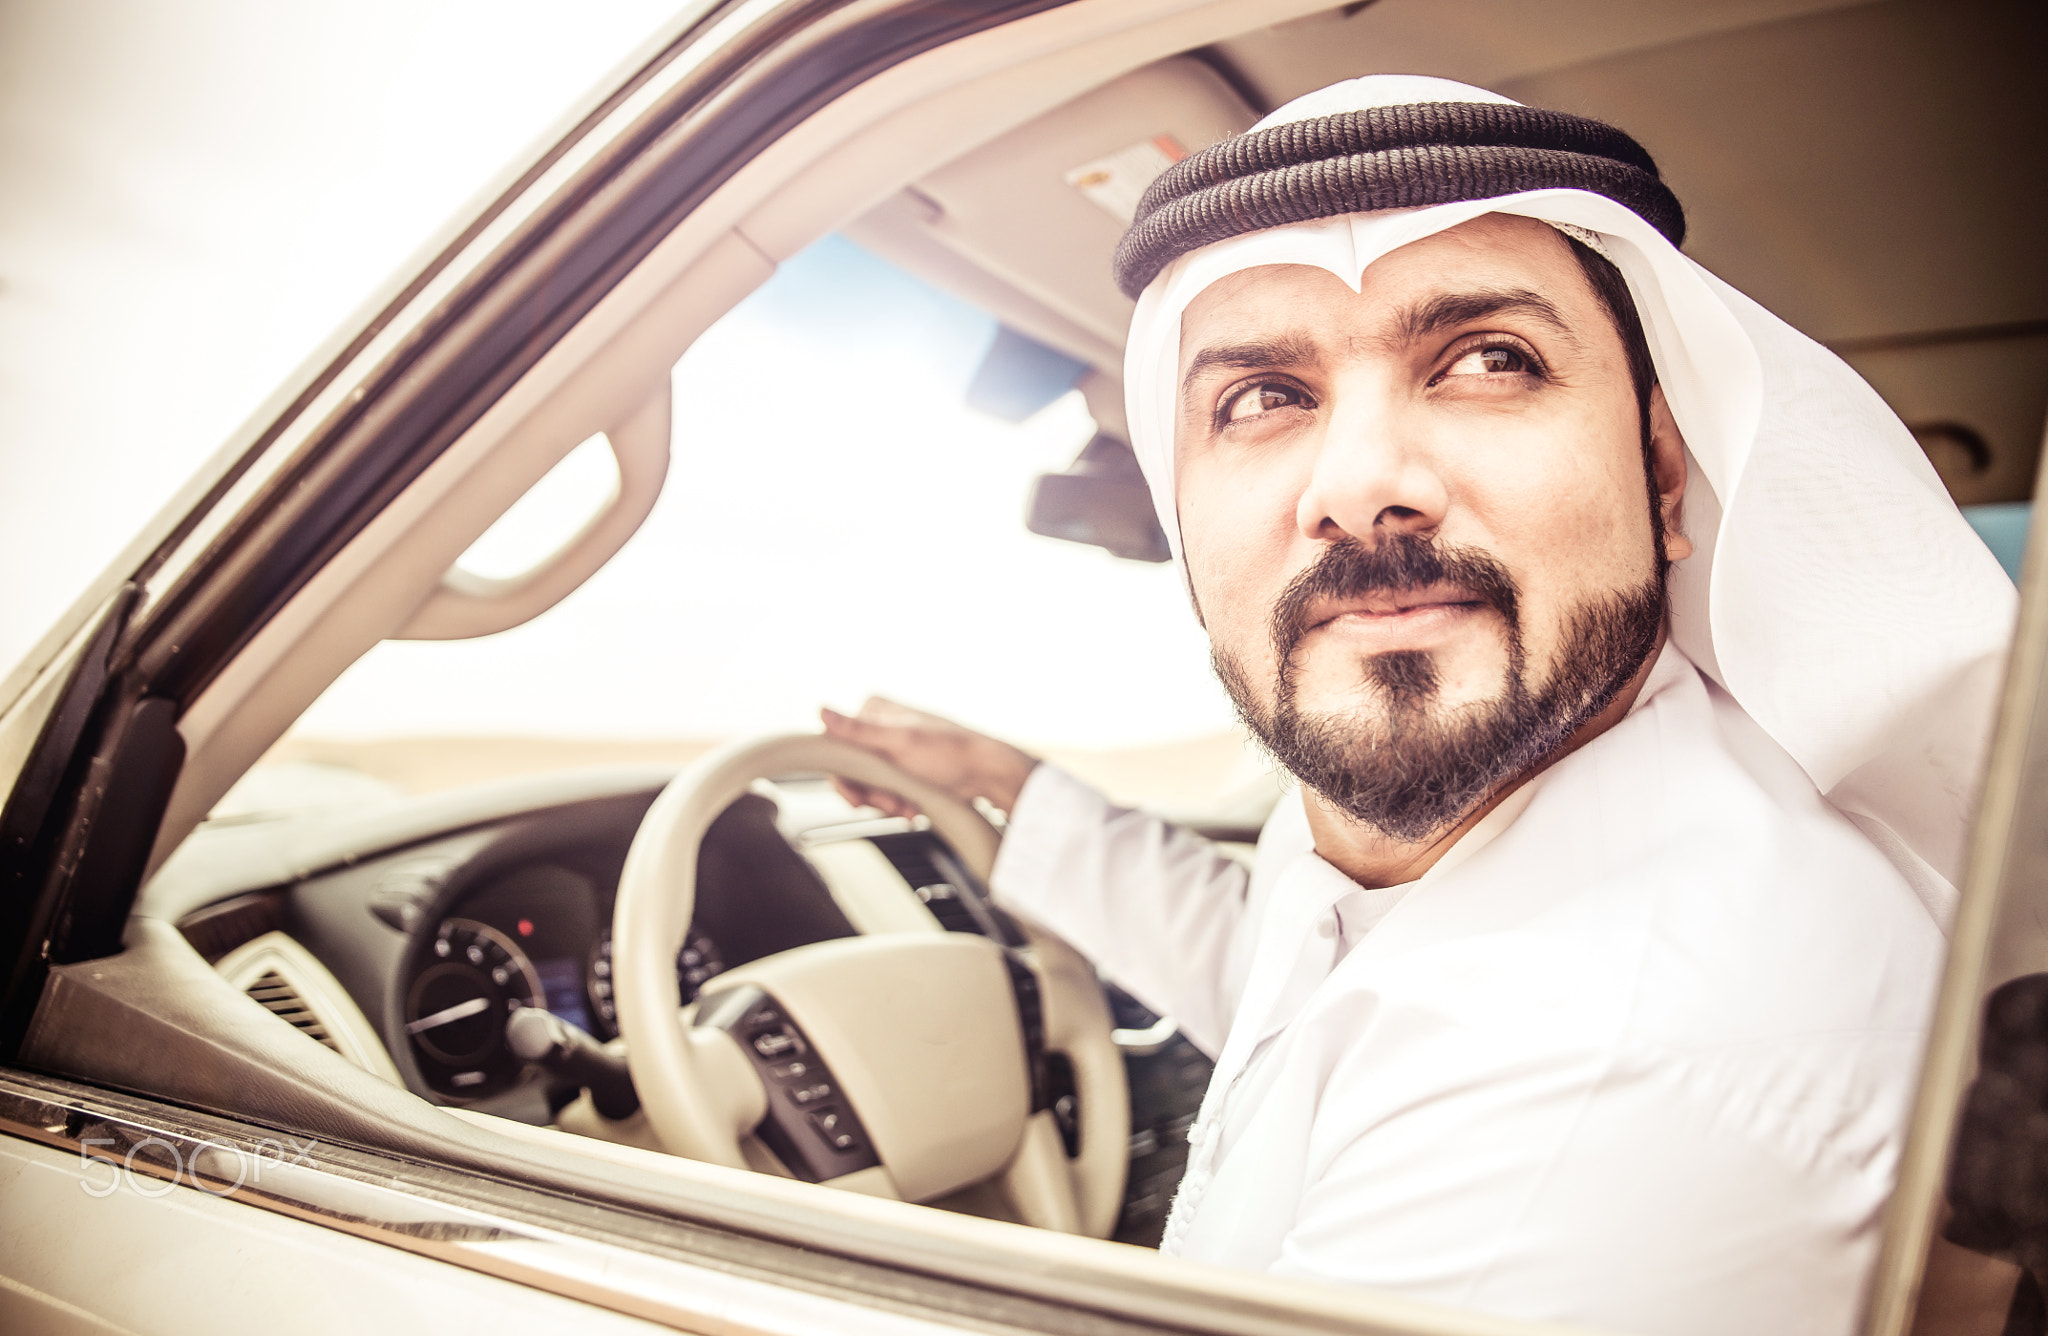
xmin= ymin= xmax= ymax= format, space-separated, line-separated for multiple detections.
xmin=1 ymin=0 xmax=2037 ymax=1330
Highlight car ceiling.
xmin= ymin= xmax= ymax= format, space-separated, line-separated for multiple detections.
xmin=850 ymin=0 xmax=2047 ymax=506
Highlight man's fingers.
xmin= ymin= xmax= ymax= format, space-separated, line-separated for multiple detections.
xmin=825 ymin=697 xmax=1030 ymax=813
xmin=825 ymin=703 xmax=913 ymax=746
xmin=856 ymin=695 xmax=921 ymax=726
xmin=857 ymin=695 xmax=965 ymax=734
xmin=824 ymin=702 xmax=926 ymax=767
xmin=821 ymin=737 xmax=923 ymax=819
xmin=872 ymin=790 xmax=919 ymax=819
xmin=821 ymin=705 xmax=868 ymax=738
xmin=822 ymin=701 xmax=948 ymax=818
xmin=829 ymin=774 xmax=919 ymax=819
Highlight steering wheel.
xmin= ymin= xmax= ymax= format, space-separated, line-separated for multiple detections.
xmin=611 ymin=734 xmax=1128 ymax=1236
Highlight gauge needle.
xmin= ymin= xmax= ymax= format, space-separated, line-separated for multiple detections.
xmin=406 ymin=997 xmax=491 ymax=1034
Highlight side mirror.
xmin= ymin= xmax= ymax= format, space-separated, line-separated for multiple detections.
xmin=1025 ymin=434 xmax=1169 ymax=564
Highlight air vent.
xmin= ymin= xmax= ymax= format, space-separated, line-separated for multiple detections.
xmin=214 ymin=931 xmax=404 ymax=1084
xmin=245 ymin=969 xmax=343 ymax=1053
xmin=863 ymin=831 xmax=1028 ymax=945
xmin=867 ymin=832 xmax=982 ymax=934
xmin=868 ymin=831 xmax=945 ymax=889
xmin=915 ymin=883 xmax=985 ymax=935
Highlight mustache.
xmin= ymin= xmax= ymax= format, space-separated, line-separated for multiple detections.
xmin=1270 ymin=534 xmax=1521 ymax=660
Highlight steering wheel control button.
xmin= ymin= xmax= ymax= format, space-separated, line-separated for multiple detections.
xmin=807 ymin=1109 xmax=862 ymax=1153
xmin=698 ymin=984 xmax=880 ymax=1182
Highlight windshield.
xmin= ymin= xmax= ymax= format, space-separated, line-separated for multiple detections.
xmin=232 ymin=236 xmax=1254 ymax=815
xmin=0 ymin=0 xmax=686 ymax=679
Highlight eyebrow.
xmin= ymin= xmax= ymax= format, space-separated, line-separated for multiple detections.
xmin=1393 ymin=288 xmax=1579 ymax=347
xmin=1178 ymin=335 xmax=1321 ymax=409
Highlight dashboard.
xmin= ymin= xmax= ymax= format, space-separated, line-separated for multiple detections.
xmin=174 ymin=781 xmax=980 ymax=1114
xmin=168 ymin=769 xmax=1213 ymax=1245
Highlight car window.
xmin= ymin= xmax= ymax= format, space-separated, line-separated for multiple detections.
xmin=231 ymin=235 xmax=1255 ymax=816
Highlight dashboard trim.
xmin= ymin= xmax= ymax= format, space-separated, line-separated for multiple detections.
xmin=0 ymin=1071 xmax=994 ymax=1336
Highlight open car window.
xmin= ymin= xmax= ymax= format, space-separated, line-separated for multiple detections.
xmin=244 ymin=233 xmax=1251 ymax=813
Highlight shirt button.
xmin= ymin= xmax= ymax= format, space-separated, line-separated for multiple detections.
xmin=1315 ymin=914 xmax=1338 ymax=940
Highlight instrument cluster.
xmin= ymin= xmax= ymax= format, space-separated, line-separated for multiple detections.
xmin=393 ymin=791 xmax=862 ymax=1104
xmin=399 ymin=861 xmax=729 ymax=1100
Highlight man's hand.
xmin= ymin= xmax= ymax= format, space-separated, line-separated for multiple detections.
xmin=819 ymin=697 xmax=1038 ymax=819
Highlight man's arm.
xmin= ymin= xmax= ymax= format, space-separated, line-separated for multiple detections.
xmin=821 ymin=699 xmax=1252 ymax=1053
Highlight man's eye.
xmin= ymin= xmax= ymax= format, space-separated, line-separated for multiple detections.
xmin=1442 ymin=344 xmax=1534 ymax=377
xmin=1222 ymin=382 xmax=1311 ymax=423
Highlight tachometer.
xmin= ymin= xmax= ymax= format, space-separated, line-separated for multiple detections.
xmin=587 ymin=925 xmax=726 ymax=1036
xmin=405 ymin=918 xmax=544 ymax=1094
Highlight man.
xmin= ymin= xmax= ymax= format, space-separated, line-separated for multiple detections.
xmin=825 ymin=76 xmax=2015 ymax=1335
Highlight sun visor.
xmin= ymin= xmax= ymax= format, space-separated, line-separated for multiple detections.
xmin=965 ymin=325 xmax=1089 ymax=422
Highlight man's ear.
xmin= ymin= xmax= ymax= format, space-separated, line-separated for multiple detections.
xmin=1648 ymin=385 xmax=1694 ymax=563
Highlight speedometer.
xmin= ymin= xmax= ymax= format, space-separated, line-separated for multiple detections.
xmin=405 ymin=918 xmax=544 ymax=1096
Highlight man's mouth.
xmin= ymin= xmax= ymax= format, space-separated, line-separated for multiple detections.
xmin=1307 ymin=583 xmax=1487 ymax=630
xmin=1267 ymin=535 xmax=1521 ymax=666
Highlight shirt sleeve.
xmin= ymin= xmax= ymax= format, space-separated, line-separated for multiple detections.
xmin=989 ymin=763 xmax=1252 ymax=1055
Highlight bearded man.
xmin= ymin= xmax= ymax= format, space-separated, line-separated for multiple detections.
xmin=824 ymin=75 xmax=2016 ymax=1336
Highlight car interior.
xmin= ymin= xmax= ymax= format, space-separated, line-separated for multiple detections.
xmin=2 ymin=1 xmax=2043 ymax=1333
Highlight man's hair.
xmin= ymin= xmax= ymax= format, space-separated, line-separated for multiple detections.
xmin=1563 ymin=236 xmax=1655 ymax=422
xmin=1563 ymin=235 xmax=1666 ymax=568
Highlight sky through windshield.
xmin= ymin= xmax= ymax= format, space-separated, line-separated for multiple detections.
xmin=287 ymin=236 xmax=1241 ymax=757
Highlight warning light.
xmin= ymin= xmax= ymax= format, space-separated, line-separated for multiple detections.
xmin=517 ymin=918 xmax=534 ymax=938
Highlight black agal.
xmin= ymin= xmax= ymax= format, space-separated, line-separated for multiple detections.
xmin=1113 ymin=102 xmax=1684 ymax=299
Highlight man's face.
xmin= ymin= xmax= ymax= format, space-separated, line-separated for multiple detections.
xmin=1175 ymin=214 xmax=1683 ymax=841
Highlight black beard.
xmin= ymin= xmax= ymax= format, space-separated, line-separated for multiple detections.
xmin=1214 ymin=534 xmax=1665 ymax=843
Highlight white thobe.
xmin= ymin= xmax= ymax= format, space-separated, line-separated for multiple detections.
xmin=989 ymin=645 xmax=1945 ymax=1336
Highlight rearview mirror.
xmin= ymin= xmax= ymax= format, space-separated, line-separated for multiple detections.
xmin=1025 ymin=433 xmax=1169 ymax=563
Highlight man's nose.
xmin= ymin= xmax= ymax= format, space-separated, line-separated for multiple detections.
xmin=1294 ymin=403 xmax=1447 ymax=544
